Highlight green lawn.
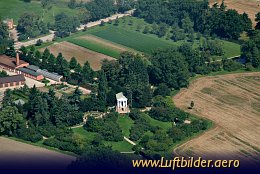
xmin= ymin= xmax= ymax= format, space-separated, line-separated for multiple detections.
xmin=148 ymin=116 xmax=172 ymax=130
xmin=72 ymin=126 xmax=97 ymax=142
xmin=104 ymin=140 xmax=133 ymax=152
xmin=0 ymin=0 xmax=78 ymax=24
xmin=211 ymin=40 xmax=241 ymax=60
xmin=72 ymin=125 xmax=134 ymax=152
xmin=117 ymin=116 xmax=134 ymax=137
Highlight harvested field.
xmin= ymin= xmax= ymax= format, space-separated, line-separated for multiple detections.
xmin=40 ymin=41 xmax=115 ymax=71
xmin=173 ymin=72 xmax=260 ymax=165
xmin=209 ymin=0 xmax=260 ymax=26
xmin=0 ymin=137 xmax=75 ymax=170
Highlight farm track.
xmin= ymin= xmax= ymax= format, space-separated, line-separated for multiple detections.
xmin=173 ymin=72 xmax=260 ymax=165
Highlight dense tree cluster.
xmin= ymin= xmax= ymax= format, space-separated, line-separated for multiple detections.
xmin=17 ymin=46 xmax=94 ymax=85
xmin=256 ymin=12 xmax=260 ymax=30
xmin=149 ymin=106 xmax=188 ymax=123
xmin=43 ymin=127 xmax=85 ymax=154
xmin=0 ymin=85 xmax=85 ymax=144
xmin=242 ymin=30 xmax=260 ymax=68
xmin=134 ymin=0 xmax=252 ymax=40
xmin=0 ymin=21 xmax=13 ymax=54
xmin=116 ymin=0 xmax=136 ymax=13
xmin=129 ymin=110 xmax=154 ymax=141
xmin=54 ymin=13 xmax=80 ymax=37
xmin=84 ymin=112 xmax=124 ymax=142
xmin=149 ymin=48 xmax=190 ymax=89
xmin=17 ymin=13 xmax=49 ymax=41
xmin=102 ymin=52 xmax=152 ymax=108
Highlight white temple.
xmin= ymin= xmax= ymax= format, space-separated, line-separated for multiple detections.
xmin=116 ymin=92 xmax=130 ymax=114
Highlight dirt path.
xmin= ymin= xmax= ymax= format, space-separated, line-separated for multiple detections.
xmin=173 ymin=72 xmax=260 ymax=165
xmin=124 ymin=136 xmax=136 ymax=146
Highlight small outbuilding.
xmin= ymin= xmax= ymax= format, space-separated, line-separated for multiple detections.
xmin=116 ymin=92 xmax=130 ymax=114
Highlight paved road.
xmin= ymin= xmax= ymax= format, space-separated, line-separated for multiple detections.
xmin=14 ymin=10 xmax=134 ymax=49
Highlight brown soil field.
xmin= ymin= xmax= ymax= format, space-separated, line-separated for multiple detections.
xmin=0 ymin=137 xmax=75 ymax=168
xmin=79 ymin=35 xmax=131 ymax=52
xmin=173 ymin=72 xmax=260 ymax=165
xmin=209 ymin=0 xmax=260 ymax=26
xmin=40 ymin=41 xmax=115 ymax=71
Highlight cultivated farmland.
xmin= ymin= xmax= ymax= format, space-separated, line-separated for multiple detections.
xmin=173 ymin=72 xmax=260 ymax=164
xmin=40 ymin=41 xmax=115 ymax=71
xmin=0 ymin=137 xmax=75 ymax=168
xmin=88 ymin=26 xmax=177 ymax=54
xmin=69 ymin=35 xmax=134 ymax=58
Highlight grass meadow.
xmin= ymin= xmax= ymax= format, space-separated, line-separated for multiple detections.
xmin=0 ymin=0 xmax=78 ymax=24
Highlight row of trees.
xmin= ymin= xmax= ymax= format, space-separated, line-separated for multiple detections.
xmin=134 ymin=0 xmax=252 ymax=40
xmin=16 ymin=46 xmax=94 ymax=85
xmin=84 ymin=112 xmax=124 ymax=142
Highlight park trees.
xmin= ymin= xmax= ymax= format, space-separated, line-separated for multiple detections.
xmin=97 ymin=70 xmax=108 ymax=106
xmin=119 ymin=52 xmax=152 ymax=107
xmin=0 ymin=106 xmax=24 ymax=135
xmin=149 ymin=48 xmax=190 ymax=89
xmin=256 ymin=12 xmax=260 ymax=30
xmin=0 ymin=21 xmax=12 ymax=54
xmin=242 ymin=30 xmax=260 ymax=68
xmin=78 ymin=8 xmax=91 ymax=24
xmin=84 ymin=112 xmax=123 ymax=141
xmin=17 ymin=12 xmax=48 ymax=40
xmin=134 ymin=0 xmax=251 ymax=40
xmin=116 ymin=0 xmax=136 ymax=13
xmin=54 ymin=13 xmax=80 ymax=37
xmin=86 ymin=0 xmax=117 ymax=21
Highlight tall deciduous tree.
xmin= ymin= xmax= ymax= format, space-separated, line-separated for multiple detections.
xmin=0 ymin=106 xmax=24 ymax=135
xmin=0 ymin=21 xmax=12 ymax=54
xmin=149 ymin=48 xmax=190 ymax=89
xmin=97 ymin=70 xmax=108 ymax=106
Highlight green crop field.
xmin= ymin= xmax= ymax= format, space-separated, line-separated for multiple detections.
xmin=88 ymin=26 xmax=177 ymax=54
xmin=0 ymin=0 xmax=78 ymax=24
xmin=70 ymin=16 xmax=241 ymax=57
xmin=69 ymin=38 xmax=123 ymax=58
xmin=36 ymin=15 xmax=241 ymax=60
